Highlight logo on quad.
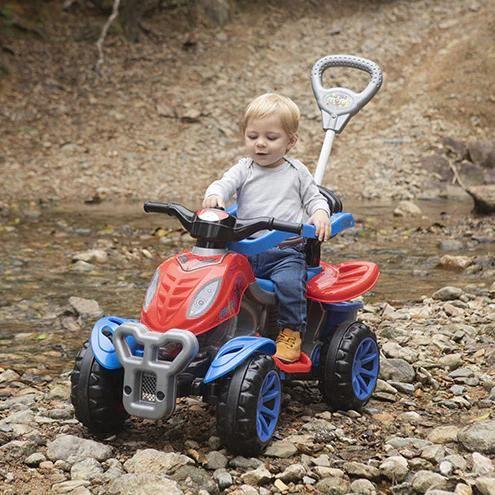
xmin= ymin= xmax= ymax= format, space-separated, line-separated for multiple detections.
xmin=325 ymin=92 xmax=351 ymax=109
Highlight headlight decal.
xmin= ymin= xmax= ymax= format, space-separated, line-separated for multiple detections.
xmin=187 ymin=278 xmax=221 ymax=319
xmin=143 ymin=268 xmax=160 ymax=311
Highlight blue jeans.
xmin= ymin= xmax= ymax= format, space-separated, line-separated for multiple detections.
xmin=249 ymin=244 xmax=307 ymax=334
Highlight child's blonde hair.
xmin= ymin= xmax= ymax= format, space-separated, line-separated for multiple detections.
xmin=241 ymin=93 xmax=300 ymax=137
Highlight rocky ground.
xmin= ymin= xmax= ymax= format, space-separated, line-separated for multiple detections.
xmin=1 ymin=0 xmax=495 ymax=494
xmin=0 ymin=280 xmax=494 ymax=495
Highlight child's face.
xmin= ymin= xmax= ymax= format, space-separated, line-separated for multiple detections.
xmin=244 ymin=115 xmax=297 ymax=168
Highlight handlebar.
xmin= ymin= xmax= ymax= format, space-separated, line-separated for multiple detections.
xmin=143 ymin=201 xmax=307 ymax=245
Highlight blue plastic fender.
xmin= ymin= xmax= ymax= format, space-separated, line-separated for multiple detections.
xmin=203 ymin=336 xmax=276 ymax=384
xmin=90 ymin=316 xmax=138 ymax=370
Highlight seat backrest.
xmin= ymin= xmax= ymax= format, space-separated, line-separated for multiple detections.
xmin=318 ymin=186 xmax=343 ymax=215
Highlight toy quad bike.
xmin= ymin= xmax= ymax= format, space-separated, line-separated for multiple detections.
xmin=71 ymin=55 xmax=383 ymax=455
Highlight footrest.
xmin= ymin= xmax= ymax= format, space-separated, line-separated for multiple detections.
xmin=274 ymin=352 xmax=312 ymax=373
xmin=114 ymin=322 xmax=199 ymax=420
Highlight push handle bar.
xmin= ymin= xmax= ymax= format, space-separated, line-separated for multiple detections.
xmin=311 ymin=54 xmax=383 ymax=132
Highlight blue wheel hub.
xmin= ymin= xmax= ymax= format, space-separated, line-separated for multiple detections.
xmin=256 ymin=370 xmax=281 ymax=442
xmin=352 ymin=337 xmax=379 ymax=400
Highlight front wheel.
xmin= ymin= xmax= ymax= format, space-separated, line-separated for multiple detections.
xmin=319 ymin=321 xmax=379 ymax=411
xmin=216 ymin=353 xmax=282 ymax=456
xmin=70 ymin=341 xmax=128 ymax=434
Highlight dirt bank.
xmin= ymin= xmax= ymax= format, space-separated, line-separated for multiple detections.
xmin=1 ymin=0 xmax=494 ymax=207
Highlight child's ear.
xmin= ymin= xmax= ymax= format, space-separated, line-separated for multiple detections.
xmin=287 ymin=133 xmax=298 ymax=151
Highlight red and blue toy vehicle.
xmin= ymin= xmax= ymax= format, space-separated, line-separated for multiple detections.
xmin=71 ymin=55 xmax=383 ymax=455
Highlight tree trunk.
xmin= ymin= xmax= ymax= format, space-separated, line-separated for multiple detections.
xmin=120 ymin=0 xmax=142 ymax=42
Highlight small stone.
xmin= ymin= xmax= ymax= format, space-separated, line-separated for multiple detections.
xmin=68 ymin=297 xmax=103 ymax=319
xmin=205 ymin=451 xmax=228 ymax=470
xmin=276 ymin=463 xmax=306 ymax=482
xmin=241 ymin=465 xmax=272 ymax=485
xmin=264 ymin=440 xmax=297 ymax=458
xmin=316 ymin=477 xmax=350 ymax=494
xmin=70 ymin=458 xmax=103 ymax=481
xmin=350 ymin=478 xmax=377 ymax=494
xmin=274 ymin=479 xmax=289 ymax=492
xmin=472 ymin=452 xmax=494 ymax=475
xmin=108 ymin=473 xmax=183 ymax=495
xmin=47 ymin=435 xmax=113 ymax=463
xmin=432 ymin=287 xmax=464 ymax=301
xmin=379 ymin=455 xmax=409 ymax=482
xmin=439 ymin=255 xmax=474 ymax=271
xmin=427 ymin=426 xmax=459 ymax=444
xmin=343 ymin=461 xmax=380 ymax=479
xmin=394 ymin=200 xmax=422 ymax=217
xmin=476 ymin=477 xmax=495 ymax=495
xmin=411 ymin=470 xmax=447 ymax=493
xmin=24 ymin=452 xmax=46 ymax=467
xmin=213 ymin=468 xmax=232 ymax=490
xmin=124 ymin=449 xmax=194 ymax=474
xmin=458 ymin=421 xmax=495 ymax=453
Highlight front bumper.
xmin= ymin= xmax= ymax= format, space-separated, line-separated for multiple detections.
xmin=113 ymin=322 xmax=199 ymax=420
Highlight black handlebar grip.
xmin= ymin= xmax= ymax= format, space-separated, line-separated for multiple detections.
xmin=271 ymin=219 xmax=303 ymax=235
xmin=143 ymin=201 xmax=173 ymax=215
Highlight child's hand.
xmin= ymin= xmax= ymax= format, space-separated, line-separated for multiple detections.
xmin=309 ymin=209 xmax=331 ymax=242
xmin=203 ymin=195 xmax=225 ymax=209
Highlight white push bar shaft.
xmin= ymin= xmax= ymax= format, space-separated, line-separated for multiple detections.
xmin=314 ymin=130 xmax=335 ymax=186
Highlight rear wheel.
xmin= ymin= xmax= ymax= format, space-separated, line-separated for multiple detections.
xmin=319 ymin=321 xmax=379 ymax=411
xmin=71 ymin=341 xmax=128 ymax=434
xmin=216 ymin=353 xmax=281 ymax=456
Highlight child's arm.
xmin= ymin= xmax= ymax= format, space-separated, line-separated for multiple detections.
xmin=299 ymin=166 xmax=331 ymax=241
xmin=203 ymin=159 xmax=249 ymax=208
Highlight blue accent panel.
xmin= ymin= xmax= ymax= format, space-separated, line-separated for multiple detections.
xmin=307 ymin=266 xmax=323 ymax=279
xmin=322 ymin=301 xmax=363 ymax=338
xmin=204 ymin=336 xmax=276 ymax=384
xmin=90 ymin=316 xmax=138 ymax=370
xmin=330 ymin=212 xmax=355 ymax=237
xmin=226 ymin=203 xmax=238 ymax=216
xmin=256 ymin=278 xmax=274 ymax=292
xmin=228 ymin=225 xmax=317 ymax=256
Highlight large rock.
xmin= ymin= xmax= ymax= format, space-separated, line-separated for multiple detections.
xmin=47 ymin=435 xmax=113 ymax=463
xmin=458 ymin=421 xmax=495 ymax=454
xmin=124 ymin=449 xmax=193 ymax=475
xmin=108 ymin=473 xmax=183 ymax=495
xmin=468 ymin=185 xmax=495 ymax=214
xmin=468 ymin=140 xmax=495 ymax=168
xmin=171 ymin=465 xmax=218 ymax=494
xmin=393 ymin=200 xmax=422 ymax=217
xmin=432 ymin=287 xmax=463 ymax=301
xmin=264 ymin=440 xmax=298 ymax=458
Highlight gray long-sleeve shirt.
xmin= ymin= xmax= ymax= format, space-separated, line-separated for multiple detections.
xmin=204 ymin=157 xmax=330 ymax=223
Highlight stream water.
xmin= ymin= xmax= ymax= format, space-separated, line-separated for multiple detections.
xmin=0 ymin=198 xmax=492 ymax=377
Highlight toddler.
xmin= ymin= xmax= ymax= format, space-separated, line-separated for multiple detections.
xmin=203 ymin=93 xmax=331 ymax=362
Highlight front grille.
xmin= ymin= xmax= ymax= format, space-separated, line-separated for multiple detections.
xmin=140 ymin=372 xmax=157 ymax=402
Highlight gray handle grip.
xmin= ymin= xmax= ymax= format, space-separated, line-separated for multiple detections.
xmin=311 ymin=54 xmax=383 ymax=132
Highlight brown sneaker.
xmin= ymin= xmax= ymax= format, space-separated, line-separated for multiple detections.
xmin=275 ymin=328 xmax=302 ymax=363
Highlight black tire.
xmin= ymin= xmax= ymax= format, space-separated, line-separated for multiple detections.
xmin=319 ymin=321 xmax=379 ymax=411
xmin=216 ymin=353 xmax=281 ymax=456
xmin=70 ymin=341 xmax=128 ymax=434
